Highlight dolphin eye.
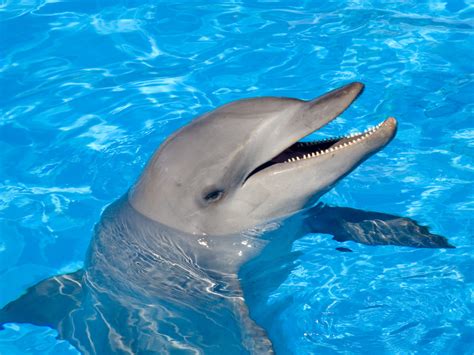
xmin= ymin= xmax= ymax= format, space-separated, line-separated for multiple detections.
xmin=203 ymin=189 xmax=224 ymax=203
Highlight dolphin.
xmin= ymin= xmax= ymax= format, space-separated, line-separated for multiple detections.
xmin=0 ymin=82 xmax=453 ymax=354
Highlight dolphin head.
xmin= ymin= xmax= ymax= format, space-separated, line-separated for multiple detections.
xmin=129 ymin=82 xmax=397 ymax=235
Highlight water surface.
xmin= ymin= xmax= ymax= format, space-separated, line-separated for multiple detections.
xmin=0 ymin=0 xmax=473 ymax=354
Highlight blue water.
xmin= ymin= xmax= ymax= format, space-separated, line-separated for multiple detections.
xmin=0 ymin=0 xmax=473 ymax=354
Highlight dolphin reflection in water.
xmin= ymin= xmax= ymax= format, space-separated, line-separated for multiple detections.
xmin=0 ymin=83 xmax=452 ymax=354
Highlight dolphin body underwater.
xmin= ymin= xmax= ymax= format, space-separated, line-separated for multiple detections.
xmin=0 ymin=82 xmax=453 ymax=354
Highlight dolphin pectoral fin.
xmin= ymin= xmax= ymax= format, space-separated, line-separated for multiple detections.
xmin=0 ymin=269 xmax=84 ymax=331
xmin=306 ymin=204 xmax=454 ymax=249
xmin=222 ymin=276 xmax=274 ymax=354
xmin=231 ymin=296 xmax=274 ymax=354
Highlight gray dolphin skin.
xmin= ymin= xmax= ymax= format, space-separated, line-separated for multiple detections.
xmin=129 ymin=82 xmax=395 ymax=236
xmin=0 ymin=82 xmax=453 ymax=354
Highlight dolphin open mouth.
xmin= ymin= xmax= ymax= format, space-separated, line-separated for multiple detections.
xmin=246 ymin=116 xmax=397 ymax=181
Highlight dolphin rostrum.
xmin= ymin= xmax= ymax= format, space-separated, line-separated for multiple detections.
xmin=0 ymin=82 xmax=453 ymax=354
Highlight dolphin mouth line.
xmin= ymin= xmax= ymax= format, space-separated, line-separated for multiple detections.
xmin=246 ymin=117 xmax=396 ymax=180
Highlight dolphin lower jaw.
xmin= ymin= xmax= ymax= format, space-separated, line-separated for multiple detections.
xmin=245 ymin=116 xmax=398 ymax=182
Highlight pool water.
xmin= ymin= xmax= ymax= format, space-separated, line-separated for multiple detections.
xmin=0 ymin=0 xmax=473 ymax=354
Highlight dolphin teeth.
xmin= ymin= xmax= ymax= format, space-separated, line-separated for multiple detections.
xmin=287 ymin=121 xmax=384 ymax=163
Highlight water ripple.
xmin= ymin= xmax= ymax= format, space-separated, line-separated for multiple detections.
xmin=0 ymin=0 xmax=473 ymax=354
